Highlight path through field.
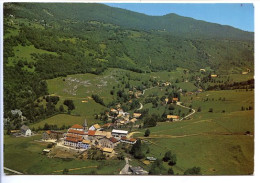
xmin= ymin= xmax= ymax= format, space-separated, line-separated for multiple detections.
xmin=176 ymin=102 xmax=196 ymax=120
xmin=4 ymin=167 xmax=23 ymax=175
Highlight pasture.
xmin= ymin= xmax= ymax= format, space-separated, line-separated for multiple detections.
xmin=4 ymin=135 xmax=124 ymax=175
xmin=133 ymin=89 xmax=254 ymax=175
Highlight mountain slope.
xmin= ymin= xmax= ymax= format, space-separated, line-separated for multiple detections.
xmin=4 ymin=3 xmax=253 ymax=41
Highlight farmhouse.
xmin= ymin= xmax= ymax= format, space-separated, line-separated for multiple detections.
xmin=42 ymin=130 xmax=64 ymax=141
xmin=99 ymin=137 xmax=119 ymax=148
xmin=167 ymin=115 xmax=180 ymax=121
xmin=20 ymin=125 xmax=32 ymax=136
xmin=112 ymin=129 xmax=128 ymax=139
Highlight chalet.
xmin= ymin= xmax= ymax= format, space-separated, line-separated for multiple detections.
xmin=99 ymin=137 xmax=119 ymax=148
xmin=20 ymin=125 xmax=32 ymax=136
xmin=42 ymin=130 xmax=64 ymax=141
xmin=89 ymin=124 xmax=101 ymax=131
xmin=167 ymin=115 xmax=180 ymax=121
xmin=112 ymin=129 xmax=128 ymax=139
xmin=133 ymin=113 xmax=142 ymax=119
xmin=211 ymin=74 xmax=218 ymax=78
xmin=120 ymin=136 xmax=137 ymax=144
xmin=102 ymin=147 xmax=115 ymax=158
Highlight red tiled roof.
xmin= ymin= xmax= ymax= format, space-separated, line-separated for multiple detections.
xmin=121 ymin=136 xmax=127 ymax=140
xmin=109 ymin=137 xmax=118 ymax=143
xmin=46 ymin=130 xmax=51 ymax=135
xmin=129 ymin=138 xmax=137 ymax=142
xmin=66 ymin=133 xmax=80 ymax=138
xmin=88 ymin=130 xmax=96 ymax=136
xmin=71 ymin=124 xmax=84 ymax=129
xmin=68 ymin=129 xmax=86 ymax=135
xmin=65 ymin=136 xmax=83 ymax=143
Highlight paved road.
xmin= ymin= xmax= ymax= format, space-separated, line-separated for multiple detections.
xmin=4 ymin=167 xmax=23 ymax=175
xmin=119 ymin=157 xmax=130 ymax=175
xmin=176 ymin=102 xmax=196 ymax=121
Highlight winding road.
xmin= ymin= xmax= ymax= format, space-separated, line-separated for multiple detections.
xmin=176 ymin=102 xmax=196 ymax=121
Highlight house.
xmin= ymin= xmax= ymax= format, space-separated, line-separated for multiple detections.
xmin=165 ymin=98 xmax=169 ymax=104
xmin=102 ymin=147 xmax=115 ymax=158
xmin=98 ymin=137 xmax=119 ymax=148
xmin=20 ymin=125 xmax=32 ymax=136
xmin=200 ymin=69 xmax=206 ymax=72
xmin=172 ymin=97 xmax=179 ymax=102
xmin=112 ymin=129 xmax=128 ymax=139
xmin=87 ymin=130 xmax=96 ymax=140
xmin=167 ymin=115 xmax=180 ymax=121
xmin=42 ymin=130 xmax=64 ymax=141
xmin=129 ymin=166 xmax=148 ymax=175
xmin=130 ymin=118 xmax=137 ymax=123
xmin=211 ymin=74 xmax=218 ymax=78
xmin=133 ymin=113 xmax=142 ymax=119
xmin=110 ymin=108 xmax=118 ymax=114
xmin=120 ymin=136 xmax=137 ymax=144
xmin=242 ymin=72 xmax=248 ymax=75
xmin=94 ymin=130 xmax=108 ymax=139
xmin=89 ymin=124 xmax=101 ymax=131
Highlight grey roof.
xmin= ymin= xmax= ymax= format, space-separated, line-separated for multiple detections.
xmin=20 ymin=125 xmax=29 ymax=131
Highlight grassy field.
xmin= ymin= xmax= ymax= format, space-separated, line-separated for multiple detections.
xmin=4 ymin=135 xmax=125 ymax=175
xmin=133 ymin=89 xmax=254 ymax=175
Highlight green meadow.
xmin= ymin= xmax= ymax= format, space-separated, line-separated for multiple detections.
xmin=4 ymin=135 xmax=124 ymax=175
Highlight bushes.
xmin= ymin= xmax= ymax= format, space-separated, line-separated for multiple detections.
xmin=91 ymin=94 xmax=105 ymax=106
xmin=63 ymin=100 xmax=75 ymax=111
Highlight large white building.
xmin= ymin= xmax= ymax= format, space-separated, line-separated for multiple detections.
xmin=111 ymin=129 xmax=128 ymax=139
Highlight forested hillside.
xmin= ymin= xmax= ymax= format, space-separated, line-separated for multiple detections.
xmin=3 ymin=3 xmax=254 ymax=127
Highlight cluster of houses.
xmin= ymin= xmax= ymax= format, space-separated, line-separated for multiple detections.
xmin=108 ymin=106 xmax=142 ymax=127
xmin=42 ymin=120 xmax=137 ymax=157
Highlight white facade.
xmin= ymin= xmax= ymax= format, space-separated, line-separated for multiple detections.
xmin=24 ymin=129 xmax=32 ymax=136
xmin=111 ymin=129 xmax=128 ymax=138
